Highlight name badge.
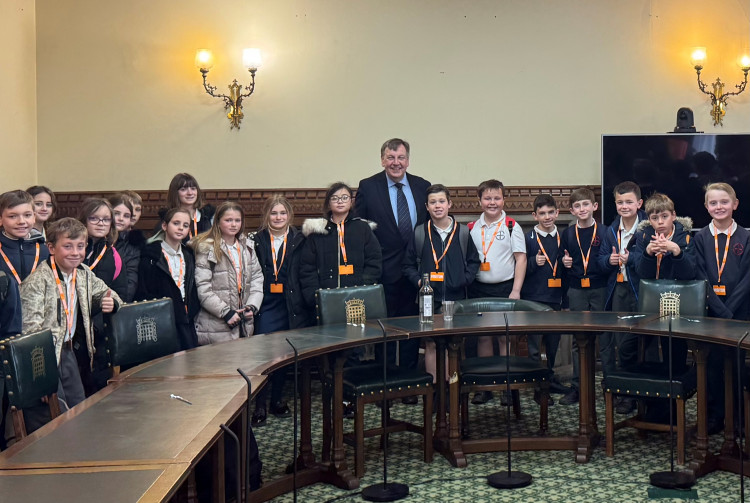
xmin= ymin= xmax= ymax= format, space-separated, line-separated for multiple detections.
xmin=548 ymin=278 xmax=562 ymax=288
xmin=430 ymin=272 xmax=445 ymax=282
xmin=616 ymin=272 xmax=624 ymax=283
xmin=713 ymin=284 xmax=726 ymax=296
xmin=480 ymin=262 xmax=491 ymax=271
xmin=270 ymin=283 xmax=284 ymax=293
xmin=339 ymin=264 xmax=354 ymax=275
xmin=580 ymin=277 xmax=591 ymax=288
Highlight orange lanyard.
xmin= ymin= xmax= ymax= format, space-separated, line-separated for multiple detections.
xmin=0 ymin=242 xmax=39 ymax=284
xmin=714 ymin=224 xmax=732 ymax=284
xmin=162 ymin=249 xmax=184 ymax=292
xmin=480 ymin=220 xmax=502 ymax=262
xmin=271 ymin=232 xmax=288 ymax=282
xmin=225 ymin=241 xmax=244 ymax=295
xmin=428 ymin=220 xmax=457 ymax=270
xmin=654 ymin=227 xmax=675 ymax=280
xmin=336 ymin=222 xmax=348 ymax=264
xmin=88 ymin=244 xmax=107 ymax=270
xmin=536 ymin=232 xmax=559 ymax=278
xmin=574 ymin=222 xmax=597 ymax=276
xmin=51 ymin=257 xmax=76 ymax=339
xmin=191 ymin=213 xmax=198 ymax=238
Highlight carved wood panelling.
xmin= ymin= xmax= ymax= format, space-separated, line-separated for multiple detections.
xmin=54 ymin=185 xmax=601 ymax=234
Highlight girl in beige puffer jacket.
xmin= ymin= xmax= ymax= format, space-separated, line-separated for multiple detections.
xmin=192 ymin=202 xmax=264 ymax=345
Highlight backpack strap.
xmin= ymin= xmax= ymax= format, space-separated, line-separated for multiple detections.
xmin=112 ymin=247 xmax=123 ymax=279
xmin=506 ymin=216 xmax=516 ymax=236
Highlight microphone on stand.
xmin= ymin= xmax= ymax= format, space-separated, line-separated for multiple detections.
xmin=286 ymin=338 xmax=300 ymax=503
xmin=362 ymin=320 xmax=409 ymax=502
xmin=649 ymin=315 xmax=696 ymax=489
xmin=487 ymin=313 xmax=532 ymax=489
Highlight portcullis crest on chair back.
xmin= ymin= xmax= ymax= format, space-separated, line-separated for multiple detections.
xmin=345 ymin=298 xmax=366 ymax=327
xmin=659 ymin=291 xmax=680 ymax=317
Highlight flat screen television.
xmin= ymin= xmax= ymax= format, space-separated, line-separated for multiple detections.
xmin=601 ymin=133 xmax=750 ymax=229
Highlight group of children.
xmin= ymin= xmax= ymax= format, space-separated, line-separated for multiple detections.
xmin=0 ymin=173 xmax=746 ymax=449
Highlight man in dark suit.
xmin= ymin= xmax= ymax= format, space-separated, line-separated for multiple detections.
xmin=356 ymin=138 xmax=430 ymax=372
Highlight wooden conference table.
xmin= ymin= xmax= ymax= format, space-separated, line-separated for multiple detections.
xmin=1 ymin=312 xmax=750 ymax=501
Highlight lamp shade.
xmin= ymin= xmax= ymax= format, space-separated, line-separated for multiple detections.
xmin=739 ymin=55 xmax=750 ymax=71
xmin=242 ymin=48 xmax=262 ymax=70
xmin=195 ymin=49 xmax=215 ymax=71
xmin=690 ymin=47 xmax=706 ymax=68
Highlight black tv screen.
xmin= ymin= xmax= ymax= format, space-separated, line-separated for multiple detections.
xmin=601 ymin=133 xmax=750 ymax=229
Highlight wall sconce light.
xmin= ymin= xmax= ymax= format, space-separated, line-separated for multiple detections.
xmin=691 ymin=47 xmax=750 ymax=126
xmin=195 ymin=48 xmax=262 ymax=130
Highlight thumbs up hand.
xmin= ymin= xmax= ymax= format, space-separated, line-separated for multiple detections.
xmin=609 ymin=246 xmax=620 ymax=266
xmin=101 ymin=289 xmax=115 ymax=313
xmin=535 ymin=249 xmax=546 ymax=266
xmin=562 ymin=249 xmax=573 ymax=268
xmin=620 ymin=247 xmax=630 ymax=265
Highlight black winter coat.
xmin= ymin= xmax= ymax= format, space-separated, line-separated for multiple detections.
xmin=299 ymin=217 xmax=382 ymax=308
xmin=114 ymin=229 xmax=145 ymax=302
xmin=136 ymin=241 xmax=200 ymax=350
xmin=84 ymin=237 xmax=129 ymax=300
xmin=253 ymin=227 xmax=313 ymax=330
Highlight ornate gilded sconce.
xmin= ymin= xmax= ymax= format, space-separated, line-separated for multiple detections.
xmin=691 ymin=47 xmax=750 ymax=126
xmin=195 ymin=48 xmax=261 ymax=130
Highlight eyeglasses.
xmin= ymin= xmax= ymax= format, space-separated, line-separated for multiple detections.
xmin=330 ymin=195 xmax=351 ymax=203
xmin=87 ymin=216 xmax=112 ymax=225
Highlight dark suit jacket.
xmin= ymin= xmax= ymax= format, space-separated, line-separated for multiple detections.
xmin=355 ymin=171 xmax=431 ymax=283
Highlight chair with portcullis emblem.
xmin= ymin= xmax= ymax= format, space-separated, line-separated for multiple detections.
xmin=0 ymin=329 xmax=60 ymax=439
xmin=604 ymin=279 xmax=707 ymax=465
xmin=316 ymin=284 xmax=434 ymax=478
xmin=104 ymin=298 xmax=181 ymax=378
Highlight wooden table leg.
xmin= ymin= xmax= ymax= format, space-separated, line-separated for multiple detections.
xmin=433 ymin=337 xmax=448 ymax=444
xmin=433 ymin=336 xmax=467 ymax=468
xmin=575 ymin=332 xmax=600 ymax=463
xmin=720 ymin=349 xmax=741 ymax=458
xmin=296 ymin=362 xmax=317 ymax=469
xmin=326 ymin=352 xmax=359 ymax=489
xmin=211 ymin=434 xmax=225 ymax=503
xmin=688 ymin=342 xmax=717 ymax=477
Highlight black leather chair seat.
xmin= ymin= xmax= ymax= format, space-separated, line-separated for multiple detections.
xmin=341 ymin=364 xmax=433 ymax=399
xmin=461 ymin=356 xmax=552 ymax=386
xmin=605 ymin=363 xmax=696 ymax=399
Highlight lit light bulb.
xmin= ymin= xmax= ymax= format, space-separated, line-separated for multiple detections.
xmin=691 ymin=47 xmax=707 ymax=68
xmin=195 ymin=49 xmax=215 ymax=71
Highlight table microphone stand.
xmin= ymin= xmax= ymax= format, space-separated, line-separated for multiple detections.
xmin=286 ymin=338 xmax=300 ymax=502
xmin=649 ymin=316 xmax=696 ymax=489
xmin=737 ymin=331 xmax=749 ymax=502
xmin=488 ymin=313 xmax=532 ymax=489
xmin=362 ymin=320 xmax=409 ymax=501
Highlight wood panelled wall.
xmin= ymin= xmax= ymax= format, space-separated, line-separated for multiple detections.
xmin=55 ymin=185 xmax=601 ymax=234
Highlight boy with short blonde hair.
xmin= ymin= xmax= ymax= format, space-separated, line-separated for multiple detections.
xmin=693 ymin=182 xmax=750 ymax=433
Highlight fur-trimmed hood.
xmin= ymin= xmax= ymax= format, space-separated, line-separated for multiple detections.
xmin=301 ymin=217 xmax=377 ymax=236
xmin=637 ymin=216 xmax=693 ymax=233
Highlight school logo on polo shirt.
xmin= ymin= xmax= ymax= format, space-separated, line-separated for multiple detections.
xmin=592 ymin=236 xmax=601 ymax=246
xmin=734 ymin=243 xmax=744 ymax=256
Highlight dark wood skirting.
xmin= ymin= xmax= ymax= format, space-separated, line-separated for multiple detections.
xmin=54 ymin=185 xmax=601 ymax=234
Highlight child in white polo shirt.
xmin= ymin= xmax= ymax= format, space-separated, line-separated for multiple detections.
xmin=467 ymin=179 xmax=526 ymax=404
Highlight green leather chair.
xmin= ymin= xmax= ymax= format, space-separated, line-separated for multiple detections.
xmin=104 ymin=298 xmax=181 ymax=378
xmin=317 ymin=284 xmax=433 ymax=478
xmin=0 ymin=329 xmax=60 ymax=439
xmin=603 ymin=279 xmax=708 ymax=465
xmin=454 ymin=298 xmax=554 ymax=438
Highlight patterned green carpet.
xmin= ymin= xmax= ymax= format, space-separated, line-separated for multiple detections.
xmin=253 ymin=378 xmax=743 ymax=502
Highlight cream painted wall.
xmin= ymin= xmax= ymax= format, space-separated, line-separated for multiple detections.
xmin=35 ymin=0 xmax=750 ymax=191
xmin=1 ymin=0 xmax=37 ymax=190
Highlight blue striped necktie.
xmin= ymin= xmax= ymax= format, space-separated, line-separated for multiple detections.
xmin=395 ymin=182 xmax=412 ymax=242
